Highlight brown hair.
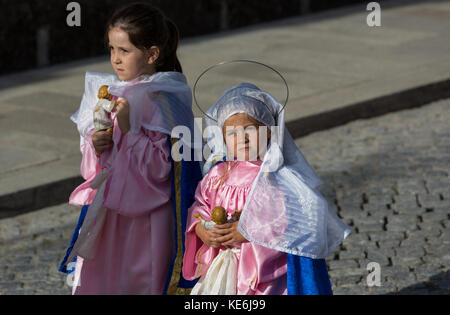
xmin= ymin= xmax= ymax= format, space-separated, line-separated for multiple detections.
xmin=105 ymin=2 xmax=182 ymax=73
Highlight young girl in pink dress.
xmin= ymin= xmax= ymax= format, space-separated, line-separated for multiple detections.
xmin=59 ymin=3 xmax=201 ymax=295
xmin=182 ymin=83 xmax=351 ymax=295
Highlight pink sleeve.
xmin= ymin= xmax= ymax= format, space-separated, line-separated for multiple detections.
xmin=101 ymin=128 xmax=172 ymax=217
xmin=182 ymin=175 xmax=220 ymax=280
xmin=69 ymin=130 xmax=102 ymax=206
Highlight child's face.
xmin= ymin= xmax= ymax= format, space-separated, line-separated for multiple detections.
xmin=108 ymin=27 xmax=156 ymax=81
xmin=222 ymin=113 xmax=271 ymax=161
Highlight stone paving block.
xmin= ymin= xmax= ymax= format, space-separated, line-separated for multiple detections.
xmin=365 ymin=194 xmax=395 ymax=207
xmin=14 ymin=271 xmax=49 ymax=282
xmin=373 ymin=246 xmax=396 ymax=258
xmin=417 ymin=194 xmax=446 ymax=210
xmin=327 ymin=259 xmax=359 ymax=270
xmin=395 ymin=181 xmax=427 ymax=195
xmin=0 ymin=256 xmax=33 ymax=266
xmin=335 ymin=274 xmax=364 ymax=287
xmin=387 ymin=214 xmax=419 ymax=226
xmin=390 ymin=203 xmax=424 ymax=214
xmin=425 ymin=236 xmax=446 ymax=247
xmin=0 ymin=281 xmax=24 ymax=292
xmin=427 ymin=179 xmax=450 ymax=196
xmin=339 ymin=242 xmax=378 ymax=255
xmin=385 ymin=274 xmax=418 ymax=290
xmin=413 ymin=264 xmax=445 ymax=282
xmin=395 ymin=246 xmax=425 ymax=258
xmin=399 ymin=238 xmax=426 ymax=248
xmin=365 ymin=252 xmax=391 ymax=267
xmin=421 ymin=256 xmax=448 ymax=267
xmin=433 ymin=204 xmax=450 ymax=215
xmin=340 ymin=210 xmax=369 ymax=223
xmin=364 ymin=199 xmax=389 ymax=212
xmin=424 ymin=244 xmax=450 ymax=257
xmin=351 ymin=215 xmax=382 ymax=227
xmin=391 ymin=255 xmax=423 ymax=267
xmin=385 ymin=222 xmax=419 ymax=233
xmin=392 ymin=194 xmax=418 ymax=206
xmin=417 ymin=221 xmax=446 ymax=239
xmin=368 ymin=231 xmax=405 ymax=242
xmin=338 ymin=249 xmax=365 ymax=260
xmin=440 ymin=230 xmax=450 ymax=244
xmin=366 ymin=210 xmax=392 ymax=222
xmin=356 ymin=223 xmax=385 ymax=233
xmin=329 ymin=267 xmax=366 ymax=279
xmin=378 ymin=239 xmax=401 ymax=249
xmin=420 ymin=211 xmax=448 ymax=223
xmin=406 ymin=229 xmax=441 ymax=240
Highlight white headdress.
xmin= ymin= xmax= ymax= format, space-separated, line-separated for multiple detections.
xmin=71 ymin=71 xmax=196 ymax=150
xmin=203 ymin=82 xmax=351 ymax=259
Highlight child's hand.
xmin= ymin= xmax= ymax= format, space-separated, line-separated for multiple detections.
xmin=195 ymin=222 xmax=221 ymax=248
xmin=115 ymin=99 xmax=131 ymax=134
xmin=213 ymin=221 xmax=247 ymax=246
xmin=92 ymin=130 xmax=113 ymax=156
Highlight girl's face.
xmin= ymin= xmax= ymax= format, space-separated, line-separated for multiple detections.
xmin=222 ymin=113 xmax=271 ymax=161
xmin=108 ymin=27 xmax=157 ymax=81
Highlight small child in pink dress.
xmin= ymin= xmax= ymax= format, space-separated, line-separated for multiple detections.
xmin=59 ymin=3 xmax=201 ymax=295
xmin=182 ymin=83 xmax=351 ymax=295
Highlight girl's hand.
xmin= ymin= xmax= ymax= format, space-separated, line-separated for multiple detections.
xmin=115 ymin=99 xmax=131 ymax=134
xmin=195 ymin=222 xmax=221 ymax=248
xmin=213 ymin=221 xmax=247 ymax=246
xmin=92 ymin=130 xmax=113 ymax=156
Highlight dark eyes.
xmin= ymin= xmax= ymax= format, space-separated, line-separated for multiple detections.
xmin=109 ymin=46 xmax=128 ymax=53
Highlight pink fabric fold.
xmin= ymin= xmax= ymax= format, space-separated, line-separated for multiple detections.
xmin=182 ymin=160 xmax=287 ymax=295
xmin=69 ymin=130 xmax=102 ymax=206
xmin=100 ymin=116 xmax=172 ymax=217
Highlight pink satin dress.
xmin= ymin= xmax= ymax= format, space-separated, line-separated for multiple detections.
xmin=70 ymin=112 xmax=174 ymax=295
xmin=182 ymin=160 xmax=287 ymax=295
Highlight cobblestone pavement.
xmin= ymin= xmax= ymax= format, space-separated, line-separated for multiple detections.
xmin=297 ymin=98 xmax=450 ymax=295
xmin=0 ymin=98 xmax=449 ymax=295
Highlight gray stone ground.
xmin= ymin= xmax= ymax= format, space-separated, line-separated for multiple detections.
xmin=0 ymin=97 xmax=448 ymax=295
xmin=296 ymin=98 xmax=450 ymax=295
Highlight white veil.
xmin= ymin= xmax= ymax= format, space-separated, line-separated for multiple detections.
xmin=71 ymin=71 xmax=197 ymax=150
xmin=204 ymin=83 xmax=351 ymax=259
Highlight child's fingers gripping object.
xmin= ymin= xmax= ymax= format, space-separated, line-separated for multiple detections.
xmin=194 ymin=213 xmax=216 ymax=230
xmin=115 ymin=99 xmax=130 ymax=118
xmin=92 ymin=130 xmax=113 ymax=154
xmin=114 ymin=99 xmax=131 ymax=134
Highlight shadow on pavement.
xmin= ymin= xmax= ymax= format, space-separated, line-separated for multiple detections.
xmin=387 ymin=271 xmax=450 ymax=295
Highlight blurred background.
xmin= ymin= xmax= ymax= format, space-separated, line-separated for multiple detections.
xmin=0 ymin=0 xmax=448 ymax=295
xmin=0 ymin=0 xmax=366 ymax=74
